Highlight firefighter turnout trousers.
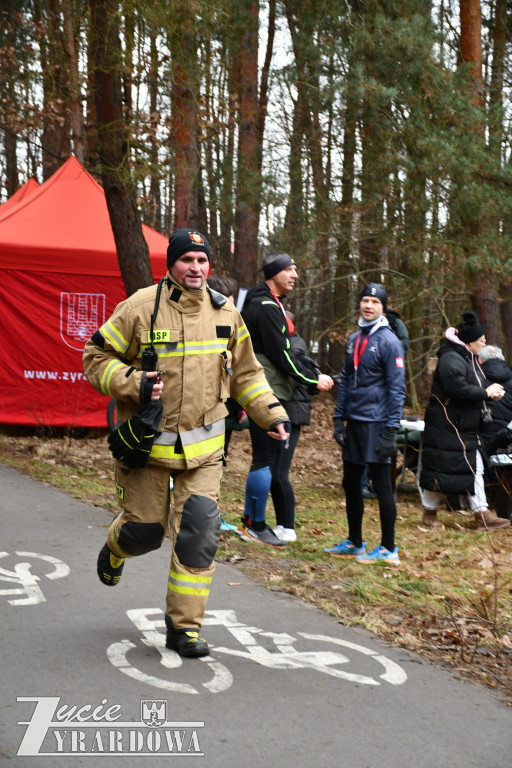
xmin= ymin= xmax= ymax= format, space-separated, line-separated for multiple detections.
xmin=107 ymin=452 xmax=224 ymax=630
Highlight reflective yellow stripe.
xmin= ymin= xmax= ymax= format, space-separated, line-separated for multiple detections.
xmin=151 ymin=432 xmax=224 ymax=461
xmin=150 ymin=444 xmax=185 ymax=460
xmin=183 ymin=432 xmax=225 ymax=460
xmin=238 ymin=324 xmax=249 ymax=343
xmin=237 ymin=381 xmax=273 ymax=408
xmin=100 ymin=359 xmax=125 ymax=396
xmin=138 ymin=339 xmax=228 ymax=359
xmin=167 ymin=583 xmax=210 ymax=596
xmin=154 ymin=420 xmax=225 ymax=448
xmin=101 ymin=321 xmax=129 ymax=354
xmin=168 ymin=570 xmax=212 ymax=597
xmin=169 ymin=570 xmax=212 ymax=584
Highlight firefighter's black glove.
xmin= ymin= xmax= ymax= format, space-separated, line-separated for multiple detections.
xmin=486 ymin=427 xmax=512 ymax=456
xmin=140 ymin=371 xmax=158 ymax=404
xmin=376 ymin=427 xmax=397 ymax=461
xmin=333 ymin=417 xmax=347 ymax=448
xmin=108 ymin=401 xmax=163 ymax=469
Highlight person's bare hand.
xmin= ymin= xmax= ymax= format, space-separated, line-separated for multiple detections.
xmin=316 ymin=374 xmax=334 ymax=391
xmin=146 ymin=371 xmax=164 ymax=400
xmin=267 ymin=422 xmax=290 ymax=441
xmin=486 ymin=383 xmax=504 ymax=401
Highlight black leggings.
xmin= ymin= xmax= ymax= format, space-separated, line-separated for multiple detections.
xmin=342 ymin=460 xmax=396 ymax=552
xmin=271 ymin=424 xmax=300 ymax=528
xmin=246 ymin=418 xmax=301 ymax=529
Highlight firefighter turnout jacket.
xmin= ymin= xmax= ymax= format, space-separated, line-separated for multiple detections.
xmin=83 ymin=275 xmax=289 ymax=633
xmin=83 ymin=275 xmax=289 ymax=468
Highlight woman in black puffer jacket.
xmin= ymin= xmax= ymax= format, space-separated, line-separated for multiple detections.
xmin=419 ymin=311 xmax=509 ymax=531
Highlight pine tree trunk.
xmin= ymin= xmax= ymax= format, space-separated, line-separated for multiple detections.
xmin=62 ymin=0 xmax=84 ymax=163
xmin=0 ymin=1 xmax=19 ymax=196
xmin=283 ymin=0 xmax=331 ymax=368
xmin=459 ymin=0 xmax=502 ymax=344
xmin=218 ymin=50 xmax=237 ymax=273
xmin=38 ymin=0 xmax=71 ymax=178
xmin=89 ymin=0 xmax=153 ymax=297
xmin=234 ymin=0 xmax=260 ymax=290
xmin=171 ymin=0 xmax=200 ymax=230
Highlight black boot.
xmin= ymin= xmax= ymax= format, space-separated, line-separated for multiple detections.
xmin=97 ymin=543 xmax=125 ymax=586
xmin=165 ymin=615 xmax=210 ymax=657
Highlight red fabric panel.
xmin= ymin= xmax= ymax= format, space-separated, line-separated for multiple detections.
xmin=0 ymin=270 xmax=127 ymax=427
xmin=0 ymin=178 xmax=40 ymax=213
xmin=0 ymin=157 xmax=168 ymax=275
xmin=0 ymin=157 xmax=172 ymax=426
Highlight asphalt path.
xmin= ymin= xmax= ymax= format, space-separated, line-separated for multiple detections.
xmin=0 ymin=462 xmax=511 ymax=768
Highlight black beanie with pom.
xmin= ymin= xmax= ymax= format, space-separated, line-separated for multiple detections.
xmin=457 ymin=310 xmax=485 ymax=344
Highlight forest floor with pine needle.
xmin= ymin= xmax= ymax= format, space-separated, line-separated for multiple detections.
xmin=1 ymin=394 xmax=511 ymax=703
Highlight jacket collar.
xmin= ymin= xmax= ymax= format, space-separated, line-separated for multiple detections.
xmin=165 ymin=273 xmax=206 ymax=313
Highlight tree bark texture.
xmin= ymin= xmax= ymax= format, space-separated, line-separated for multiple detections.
xmin=459 ymin=0 xmax=483 ymax=107
xmin=38 ymin=0 xmax=71 ymax=178
xmin=459 ymin=0 xmax=502 ymax=344
xmin=89 ymin=0 xmax=153 ymax=296
xmin=283 ymin=0 xmax=331 ymax=368
xmin=0 ymin=0 xmax=19 ymax=196
xmin=171 ymin=0 xmax=200 ymax=230
xmin=234 ymin=0 xmax=261 ymax=290
xmin=62 ymin=0 xmax=84 ymax=163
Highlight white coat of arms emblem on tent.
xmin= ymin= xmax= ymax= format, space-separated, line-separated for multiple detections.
xmin=60 ymin=291 xmax=105 ymax=351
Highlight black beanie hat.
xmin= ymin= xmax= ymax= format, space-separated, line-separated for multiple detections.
xmin=360 ymin=282 xmax=387 ymax=312
xmin=457 ymin=310 xmax=485 ymax=344
xmin=167 ymin=228 xmax=210 ymax=270
xmin=263 ymin=252 xmax=295 ymax=280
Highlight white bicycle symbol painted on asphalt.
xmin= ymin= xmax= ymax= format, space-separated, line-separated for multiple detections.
xmin=0 ymin=551 xmax=70 ymax=606
xmin=107 ymin=608 xmax=407 ymax=695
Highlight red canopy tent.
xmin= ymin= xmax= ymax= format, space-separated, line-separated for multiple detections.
xmin=0 ymin=178 xmax=40 ymax=214
xmin=0 ymin=156 xmax=168 ymax=428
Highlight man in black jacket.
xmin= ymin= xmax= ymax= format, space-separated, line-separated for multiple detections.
xmin=239 ymin=253 xmax=333 ymax=545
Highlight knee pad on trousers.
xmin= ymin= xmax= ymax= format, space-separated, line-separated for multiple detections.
xmin=117 ymin=521 xmax=165 ymax=556
xmin=174 ymin=495 xmax=220 ymax=569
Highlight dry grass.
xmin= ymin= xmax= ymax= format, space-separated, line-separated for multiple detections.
xmin=1 ymin=394 xmax=511 ymax=701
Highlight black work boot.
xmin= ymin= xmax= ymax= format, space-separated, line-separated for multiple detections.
xmin=165 ymin=615 xmax=210 ymax=657
xmin=97 ymin=543 xmax=125 ymax=586
xmin=166 ymin=629 xmax=210 ymax=657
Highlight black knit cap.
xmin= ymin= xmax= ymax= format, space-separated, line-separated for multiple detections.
xmin=263 ymin=252 xmax=295 ymax=280
xmin=457 ymin=310 xmax=485 ymax=344
xmin=167 ymin=228 xmax=210 ymax=270
xmin=360 ymin=282 xmax=387 ymax=312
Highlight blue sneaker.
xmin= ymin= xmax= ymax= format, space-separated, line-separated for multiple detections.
xmin=220 ymin=517 xmax=238 ymax=532
xmin=356 ymin=545 xmax=400 ymax=564
xmin=323 ymin=539 xmax=366 ymax=557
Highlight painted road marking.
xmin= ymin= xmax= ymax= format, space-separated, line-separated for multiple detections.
xmin=107 ymin=609 xmax=233 ymax=694
xmin=0 ymin=551 xmax=70 ymax=606
xmin=106 ymin=608 xmax=407 ymax=694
